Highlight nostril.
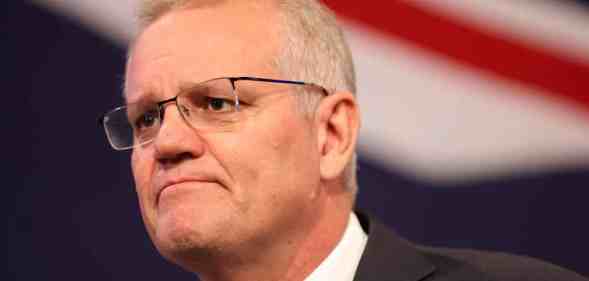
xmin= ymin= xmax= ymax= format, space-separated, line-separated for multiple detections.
xmin=158 ymin=151 xmax=195 ymax=167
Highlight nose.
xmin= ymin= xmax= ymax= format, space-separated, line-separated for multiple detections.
xmin=153 ymin=103 xmax=205 ymax=167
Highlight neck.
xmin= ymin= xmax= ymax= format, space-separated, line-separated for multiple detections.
xmin=196 ymin=191 xmax=352 ymax=281
xmin=282 ymin=194 xmax=352 ymax=281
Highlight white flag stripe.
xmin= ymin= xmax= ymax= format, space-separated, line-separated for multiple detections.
xmin=347 ymin=23 xmax=589 ymax=182
xmin=410 ymin=0 xmax=589 ymax=64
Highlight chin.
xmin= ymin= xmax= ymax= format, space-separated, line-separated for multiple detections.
xmin=148 ymin=189 xmax=245 ymax=265
xmin=157 ymin=212 xmax=206 ymax=248
xmin=154 ymin=221 xmax=211 ymax=266
xmin=154 ymin=219 xmax=241 ymax=274
xmin=153 ymin=209 xmax=230 ymax=261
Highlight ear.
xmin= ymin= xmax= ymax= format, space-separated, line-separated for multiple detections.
xmin=315 ymin=91 xmax=361 ymax=182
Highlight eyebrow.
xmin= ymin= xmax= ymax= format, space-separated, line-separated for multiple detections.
xmin=124 ymin=80 xmax=203 ymax=106
xmin=178 ymin=81 xmax=203 ymax=93
xmin=123 ymin=88 xmax=161 ymax=106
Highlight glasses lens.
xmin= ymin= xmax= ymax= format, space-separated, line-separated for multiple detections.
xmin=177 ymin=78 xmax=240 ymax=131
xmin=103 ymin=103 xmax=160 ymax=150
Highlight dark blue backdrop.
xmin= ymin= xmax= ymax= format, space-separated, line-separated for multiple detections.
xmin=6 ymin=1 xmax=589 ymax=280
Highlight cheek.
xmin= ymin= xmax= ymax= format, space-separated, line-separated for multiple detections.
xmin=131 ymin=149 xmax=156 ymax=216
xmin=131 ymin=150 xmax=149 ymax=190
xmin=231 ymin=110 xmax=317 ymax=198
xmin=244 ymin=115 xmax=321 ymax=231
xmin=264 ymin=112 xmax=317 ymax=171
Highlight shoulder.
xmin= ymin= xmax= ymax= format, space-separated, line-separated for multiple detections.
xmin=417 ymin=245 xmax=588 ymax=281
xmin=355 ymin=211 xmax=588 ymax=281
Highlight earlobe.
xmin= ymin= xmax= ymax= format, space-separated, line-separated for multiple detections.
xmin=316 ymin=91 xmax=360 ymax=182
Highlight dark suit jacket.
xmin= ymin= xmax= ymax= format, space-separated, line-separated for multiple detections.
xmin=353 ymin=212 xmax=588 ymax=281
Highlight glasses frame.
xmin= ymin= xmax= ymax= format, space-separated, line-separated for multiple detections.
xmin=99 ymin=76 xmax=330 ymax=150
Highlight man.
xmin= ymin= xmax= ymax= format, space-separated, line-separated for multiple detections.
xmin=99 ymin=0 xmax=588 ymax=280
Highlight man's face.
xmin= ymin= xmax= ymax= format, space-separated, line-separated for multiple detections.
xmin=125 ymin=3 xmax=324 ymax=263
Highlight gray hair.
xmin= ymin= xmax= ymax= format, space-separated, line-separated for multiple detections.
xmin=134 ymin=0 xmax=359 ymax=199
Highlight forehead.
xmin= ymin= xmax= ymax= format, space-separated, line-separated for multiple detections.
xmin=125 ymin=1 xmax=283 ymax=101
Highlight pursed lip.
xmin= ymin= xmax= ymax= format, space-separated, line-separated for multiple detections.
xmin=155 ymin=176 xmax=218 ymax=206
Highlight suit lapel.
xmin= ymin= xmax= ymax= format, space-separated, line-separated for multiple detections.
xmin=353 ymin=212 xmax=436 ymax=281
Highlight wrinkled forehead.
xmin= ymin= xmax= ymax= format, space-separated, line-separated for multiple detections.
xmin=124 ymin=1 xmax=284 ymax=101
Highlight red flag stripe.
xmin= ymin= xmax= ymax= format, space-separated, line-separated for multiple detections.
xmin=323 ymin=0 xmax=589 ymax=112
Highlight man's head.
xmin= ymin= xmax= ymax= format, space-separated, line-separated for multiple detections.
xmin=124 ymin=0 xmax=360 ymax=279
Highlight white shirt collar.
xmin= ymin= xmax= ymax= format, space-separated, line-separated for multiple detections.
xmin=304 ymin=213 xmax=368 ymax=281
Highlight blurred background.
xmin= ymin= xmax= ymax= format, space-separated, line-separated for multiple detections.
xmin=6 ymin=0 xmax=589 ymax=279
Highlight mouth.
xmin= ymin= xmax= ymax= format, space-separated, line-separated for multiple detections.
xmin=156 ymin=178 xmax=218 ymax=207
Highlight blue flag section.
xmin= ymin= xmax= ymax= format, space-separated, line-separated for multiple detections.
xmin=6 ymin=1 xmax=589 ymax=280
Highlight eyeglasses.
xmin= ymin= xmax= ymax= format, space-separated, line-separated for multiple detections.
xmin=99 ymin=77 xmax=328 ymax=151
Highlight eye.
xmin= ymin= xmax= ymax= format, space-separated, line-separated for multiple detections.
xmin=134 ymin=109 xmax=159 ymax=130
xmin=204 ymin=96 xmax=234 ymax=112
